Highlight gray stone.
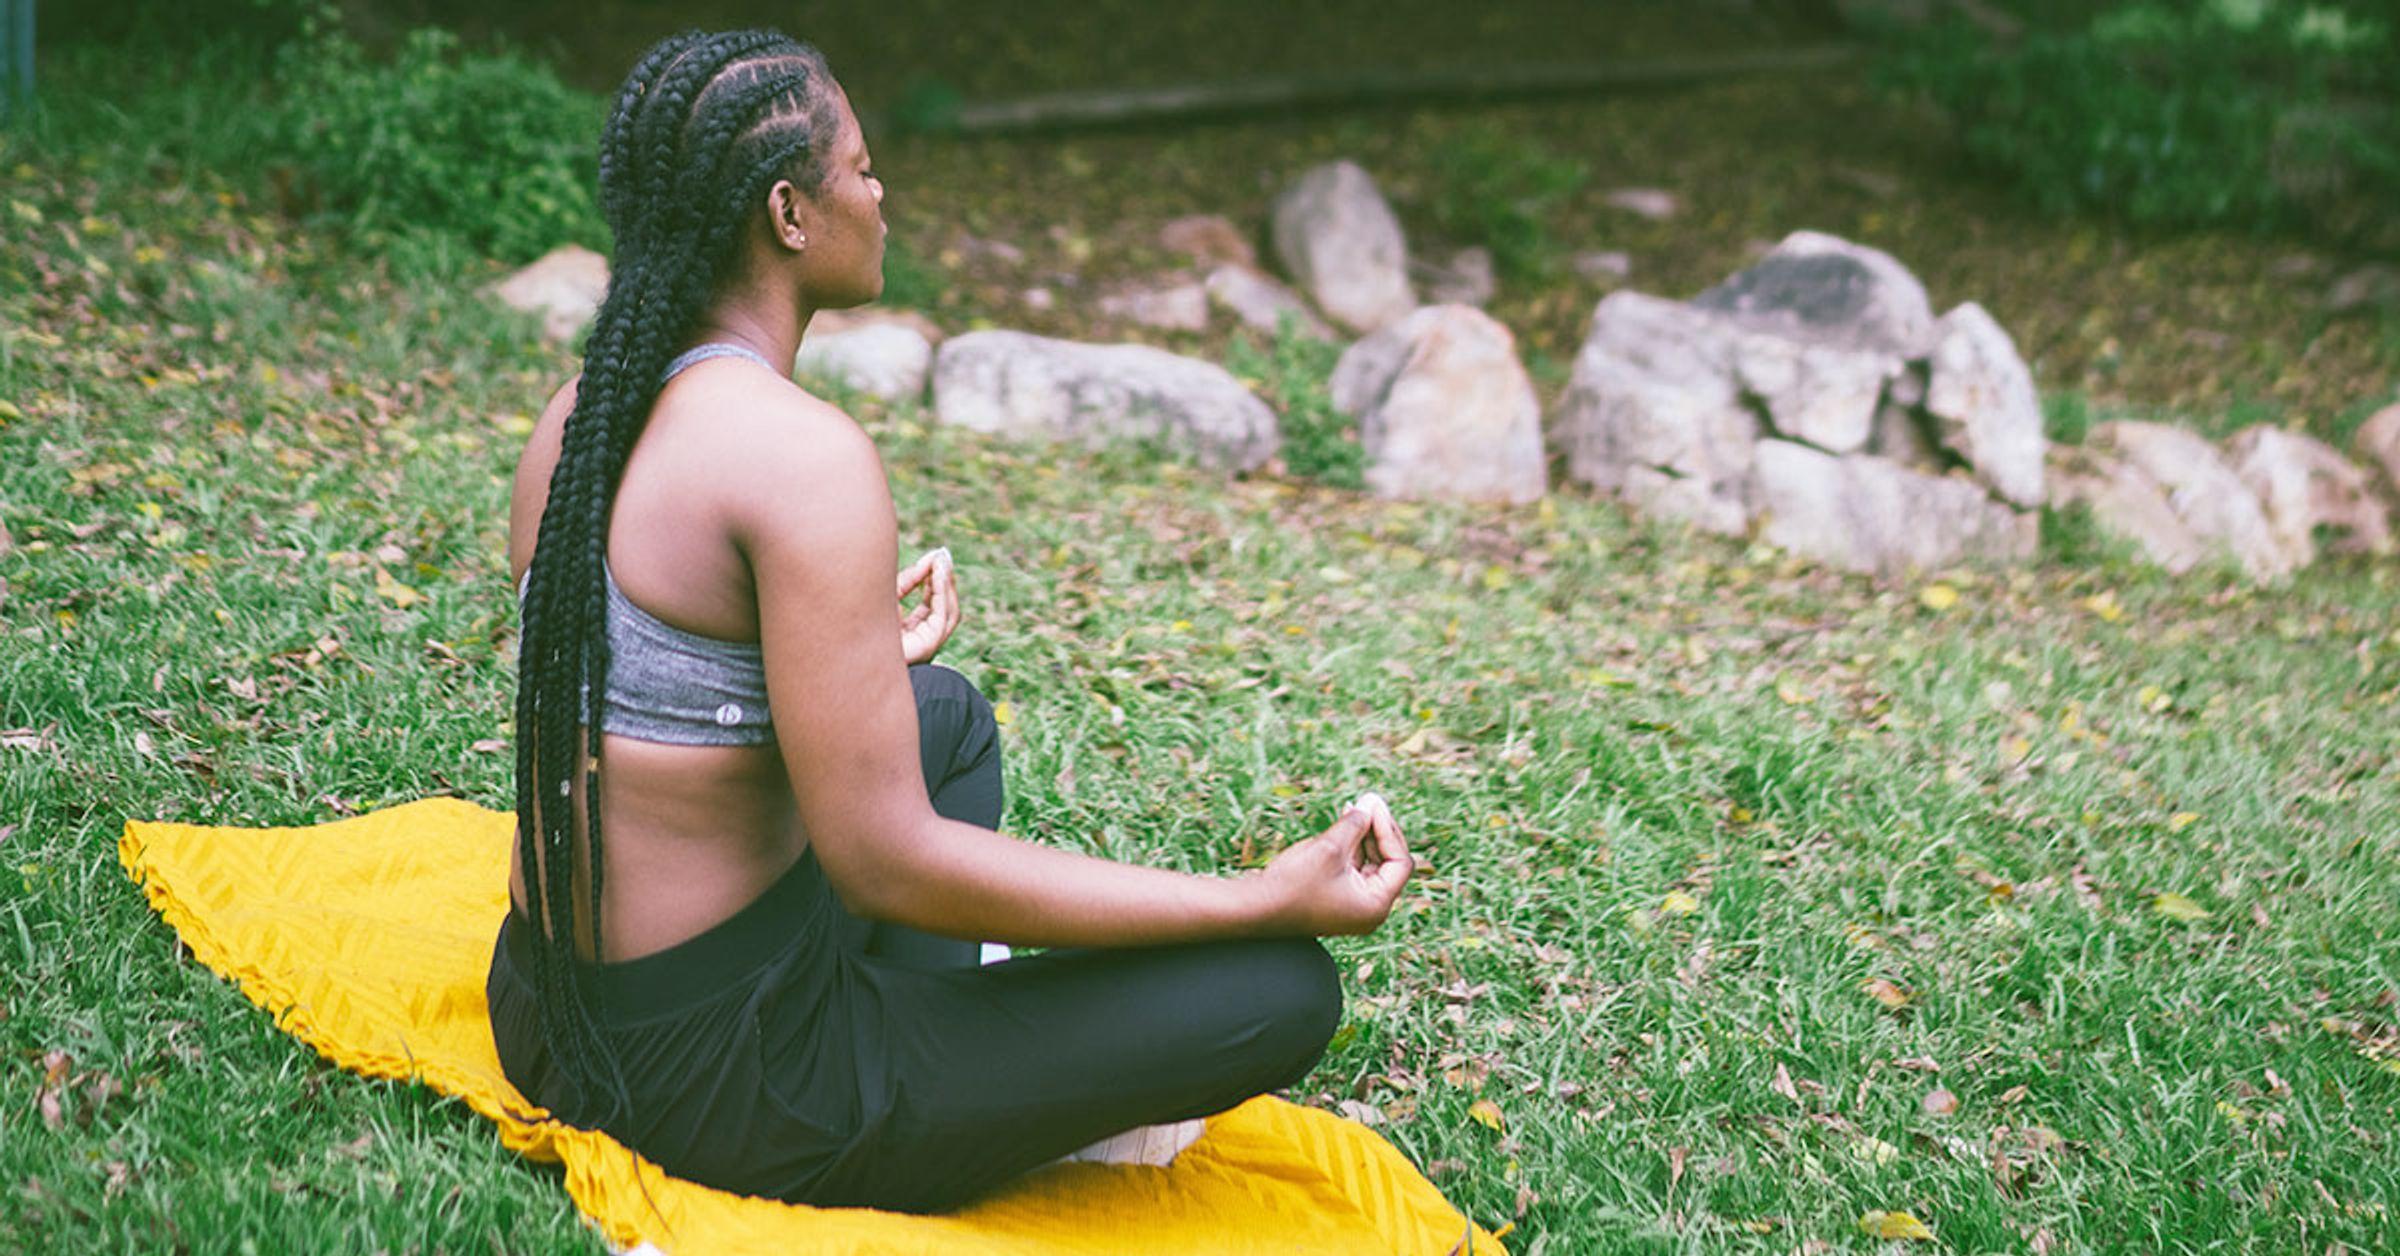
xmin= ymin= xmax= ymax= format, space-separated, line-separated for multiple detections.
xmin=1203 ymin=265 xmax=1335 ymax=341
xmin=1752 ymin=440 xmax=2035 ymax=575
xmin=1722 ymin=325 xmax=1895 ymax=454
xmin=1553 ymin=290 xmax=1757 ymax=531
xmin=1603 ymin=188 xmax=1681 ymax=221
xmin=2084 ymin=421 xmax=2300 ymax=580
xmin=793 ymin=323 xmax=934 ymax=402
xmin=2046 ymin=444 xmax=2210 ymax=574
xmin=1269 ymin=161 xmax=1417 ymax=334
xmin=2357 ymin=402 xmax=2400 ymax=499
xmin=488 ymin=245 xmax=609 ymax=343
xmin=1869 ymin=397 xmax=1944 ymax=472
xmin=1158 ymin=214 xmax=1255 ymax=268
xmin=1572 ymin=251 xmax=1634 ymax=283
xmin=1923 ymin=301 xmax=2046 ymax=507
xmin=2224 ymin=424 xmax=2391 ymax=558
xmin=1098 ymin=281 xmax=1210 ymax=332
xmin=1328 ymin=305 xmax=1545 ymax=504
xmin=931 ymin=331 xmax=1280 ymax=472
xmin=1693 ymin=230 xmax=1935 ymax=355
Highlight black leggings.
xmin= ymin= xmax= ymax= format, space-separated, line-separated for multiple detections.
xmin=486 ymin=663 xmax=1342 ymax=1214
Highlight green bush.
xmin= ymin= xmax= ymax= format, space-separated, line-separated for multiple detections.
xmin=1879 ymin=0 xmax=2398 ymax=233
xmin=1225 ymin=318 xmax=1365 ymax=489
xmin=270 ymin=23 xmax=606 ymax=264
xmin=1423 ymin=123 xmax=1588 ymax=283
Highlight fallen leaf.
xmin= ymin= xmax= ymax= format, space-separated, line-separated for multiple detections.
xmin=1854 ymin=1136 xmax=1901 ymax=1165
xmin=1923 ymin=1088 xmax=1959 ymax=1116
xmin=1771 ymin=1061 xmax=1800 ymax=1103
xmin=1918 ymin=583 xmax=1959 ymax=612
xmin=1467 ymin=1099 xmax=1505 ymax=1133
xmin=1858 ymin=1210 xmax=1935 ymax=1241
xmin=991 ymin=701 xmax=1013 ymax=727
xmin=1334 ymin=1099 xmax=1384 ymax=1126
xmin=1660 ymin=890 xmax=1700 ymax=917
xmin=1862 ymin=977 xmax=1914 ymax=1010
xmin=2168 ymin=812 xmax=2200 ymax=832
xmin=2152 ymin=893 xmax=2210 ymax=922
xmin=373 ymin=567 xmax=423 ymax=609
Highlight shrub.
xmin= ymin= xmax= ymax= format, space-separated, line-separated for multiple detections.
xmin=1423 ymin=123 xmax=1588 ymax=283
xmin=269 ymin=23 xmax=606 ymax=264
xmin=1878 ymin=0 xmax=2398 ymax=234
xmin=1225 ymin=318 xmax=1365 ymax=489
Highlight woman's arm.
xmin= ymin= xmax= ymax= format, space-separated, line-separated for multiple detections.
xmin=727 ymin=396 xmax=1400 ymax=948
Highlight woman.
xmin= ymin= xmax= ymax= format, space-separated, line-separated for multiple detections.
xmin=484 ymin=29 xmax=1417 ymax=1213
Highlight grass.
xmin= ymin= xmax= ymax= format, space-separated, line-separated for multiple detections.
xmin=7 ymin=40 xmax=2400 ymax=1256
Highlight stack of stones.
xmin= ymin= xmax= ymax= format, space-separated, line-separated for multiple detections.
xmin=490 ymin=162 xmax=2400 ymax=582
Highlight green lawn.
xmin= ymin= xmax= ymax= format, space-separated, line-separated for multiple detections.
xmin=6 ymin=53 xmax=2400 ymax=1256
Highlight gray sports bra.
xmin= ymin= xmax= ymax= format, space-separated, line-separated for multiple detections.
xmin=514 ymin=341 xmax=784 ymax=747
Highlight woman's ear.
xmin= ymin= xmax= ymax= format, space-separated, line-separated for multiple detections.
xmin=766 ymin=179 xmax=810 ymax=254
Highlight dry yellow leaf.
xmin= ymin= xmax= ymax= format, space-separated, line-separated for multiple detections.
xmin=2152 ymin=893 xmax=2209 ymax=922
xmin=1660 ymin=890 xmax=1700 ymax=917
xmin=1467 ymin=1099 xmax=1505 ymax=1133
xmin=2001 ymin=735 xmax=2033 ymax=766
xmin=1854 ymin=1135 xmax=1901 ymax=1165
xmin=1858 ymin=1210 xmax=1935 ymax=1240
xmin=2168 ymin=812 xmax=2200 ymax=832
xmin=373 ymin=568 xmax=423 ymax=609
xmin=991 ymin=701 xmax=1014 ymax=727
xmin=1774 ymin=674 xmax=1812 ymax=705
xmin=1918 ymin=583 xmax=1960 ymax=612
xmin=1861 ymin=978 xmax=1913 ymax=1010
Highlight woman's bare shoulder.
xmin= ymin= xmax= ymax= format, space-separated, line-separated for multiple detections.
xmin=507 ymin=375 xmax=583 ymax=579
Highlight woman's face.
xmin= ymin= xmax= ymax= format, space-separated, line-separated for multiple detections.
xmin=800 ymin=88 xmax=887 ymax=309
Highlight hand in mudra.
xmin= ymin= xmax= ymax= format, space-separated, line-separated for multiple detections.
xmin=1257 ymin=792 xmax=1420 ymax=936
xmin=897 ymin=547 xmax=960 ymax=665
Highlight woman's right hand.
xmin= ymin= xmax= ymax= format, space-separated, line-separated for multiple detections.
xmin=1253 ymin=794 xmax=1418 ymax=936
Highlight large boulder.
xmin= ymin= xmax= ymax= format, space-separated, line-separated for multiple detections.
xmin=1923 ymin=302 xmax=2046 ymax=507
xmin=1328 ymin=305 xmax=1545 ymax=504
xmin=931 ymin=331 xmax=1280 ymax=472
xmin=1097 ymin=280 xmax=1210 ymax=333
xmin=2358 ymin=402 xmax=2400 ymax=499
xmin=2224 ymin=425 xmax=2392 ymax=558
xmin=488 ymin=245 xmax=609 ymax=343
xmin=2060 ymin=421 xmax=2301 ymax=580
xmin=1687 ymin=231 xmax=1935 ymax=454
xmin=1553 ymin=290 xmax=1757 ymax=534
xmin=1269 ymin=161 xmax=1417 ymax=334
xmin=794 ymin=322 xmax=934 ymax=403
xmin=2046 ymin=444 xmax=2211 ymax=574
xmin=1752 ymin=440 xmax=2034 ymax=575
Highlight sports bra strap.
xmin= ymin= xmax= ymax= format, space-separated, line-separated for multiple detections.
xmin=661 ymin=341 xmax=782 ymax=381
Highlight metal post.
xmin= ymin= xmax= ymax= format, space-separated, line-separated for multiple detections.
xmin=0 ymin=0 xmax=30 ymax=124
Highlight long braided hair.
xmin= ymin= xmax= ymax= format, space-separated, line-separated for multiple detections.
xmin=514 ymin=29 xmax=841 ymax=1128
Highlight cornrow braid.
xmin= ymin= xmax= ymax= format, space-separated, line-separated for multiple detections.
xmin=512 ymin=27 xmax=840 ymax=1132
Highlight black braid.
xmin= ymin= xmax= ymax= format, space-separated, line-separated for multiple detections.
xmin=512 ymin=28 xmax=840 ymax=1133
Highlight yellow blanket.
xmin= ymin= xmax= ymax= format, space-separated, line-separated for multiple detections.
xmin=121 ymin=797 xmax=1506 ymax=1255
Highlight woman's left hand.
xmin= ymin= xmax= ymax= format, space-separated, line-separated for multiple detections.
xmin=897 ymin=546 xmax=961 ymax=665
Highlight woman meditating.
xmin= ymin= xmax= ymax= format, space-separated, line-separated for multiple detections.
xmin=484 ymin=28 xmax=1417 ymax=1213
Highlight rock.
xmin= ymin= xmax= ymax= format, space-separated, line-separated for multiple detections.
xmin=1097 ymin=281 xmax=1209 ymax=333
xmin=1603 ymin=188 xmax=1680 ymax=221
xmin=1752 ymin=440 xmax=2035 ymax=575
xmin=488 ymin=245 xmax=609 ymax=343
xmin=1572 ymin=251 xmax=1633 ymax=283
xmin=1327 ymin=305 xmax=1546 ymax=504
xmin=1923 ymin=302 xmax=2046 ymax=507
xmin=1269 ymin=161 xmax=1416 ymax=334
xmin=808 ymin=306 xmax=945 ymax=345
xmin=1204 ymin=265 xmax=1335 ymax=341
xmin=793 ymin=322 xmax=934 ymax=403
xmin=2046 ymin=443 xmax=2211 ymax=574
xmin=1158 ymin=214 xmax=1255 ymax=268
xmin=1693 ymin=230 xmax=1935 ymax=355
xmin=1021 ymin=287 xmax=1056 ymax=313
xmin=931 ymin=330 xmax=1280 ymax=472
xmin=1690 ymin=232 xmax=1936 ymax=455
xmin=2083 ymin=420 xmax=2301 ymax=580
xmin=2357 ymin=402 xmax=2400 ymax=497
xmin=1869 ymin=397 xmax=1945 ymax=472
xmin=1553 ymin=290 xmax=1757 ymax=532
xmin=2326 ymin=264 xmax=2400 ymax=315
xmin=1414 ymin=246 xmax=1496 ymax=307
xmin=2224 ymin=425 xmax=2391 ymax=557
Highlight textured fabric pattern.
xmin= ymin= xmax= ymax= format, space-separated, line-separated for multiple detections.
xmin=119 ymin=798 xmax=1506 ymax=1255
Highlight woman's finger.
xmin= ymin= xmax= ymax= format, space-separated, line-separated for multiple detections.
xmin=896 ymin=553 xmax=933 ymax=598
